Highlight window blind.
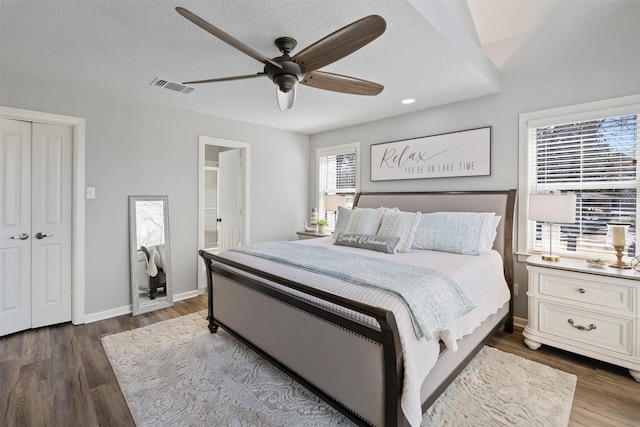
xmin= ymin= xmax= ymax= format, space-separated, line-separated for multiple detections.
xmin=318 ymin=146 xmax=357 ymax=227
xmin=529 ymin=113 xmax=639 ymax=258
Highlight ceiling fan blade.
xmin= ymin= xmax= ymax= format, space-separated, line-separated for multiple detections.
xmin=175 ymin=7 xmax=282 ymax=69
xmin=292 ymin=15 xmax=386 ymax=73
xmin=300 ymin=71 xmax=383 ymax=96
xmin=183 ymin=73 xmax=266 ymax=85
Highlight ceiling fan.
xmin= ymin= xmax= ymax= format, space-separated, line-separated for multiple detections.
xmin=175 ymin=7 xmax=386 ymax=111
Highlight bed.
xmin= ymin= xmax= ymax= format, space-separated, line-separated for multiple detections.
xmin=199 ymin=190 xmax=516 ymax=426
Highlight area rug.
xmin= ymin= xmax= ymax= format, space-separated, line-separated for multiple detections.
xmin=102 ymin=312 xmax=576 ymax=427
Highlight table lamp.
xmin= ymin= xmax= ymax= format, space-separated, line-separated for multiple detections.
xmin=324 ymin=194 xmax=346 ymax=228
xmin=529 ymin=192 xmax=577 ymax=261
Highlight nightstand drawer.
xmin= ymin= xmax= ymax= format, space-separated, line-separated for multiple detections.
xmin=538 ymin=273 xmax=633 ymax=312
xmin=538 ymin=302 xmax=633 ymax=356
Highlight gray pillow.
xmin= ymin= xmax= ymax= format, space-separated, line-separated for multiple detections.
xmin=333 ymin=205 xmax=352 ymax=236
xmin=334 ymin=232 xmax=400 ymax=254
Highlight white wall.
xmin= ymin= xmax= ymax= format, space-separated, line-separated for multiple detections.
xmin=309 ymin=1 xmax=640 ymax=319
xmin=0 ymin=73 xmax=309 ymax=317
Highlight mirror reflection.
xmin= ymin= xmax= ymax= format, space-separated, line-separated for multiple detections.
xmin=129 ymin=196 xmax=173 ymax=315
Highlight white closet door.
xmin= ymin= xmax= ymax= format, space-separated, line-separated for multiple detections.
xmin=0 ymin=118 xmax=32 ymax=335
xmin=30 ymin=122 xmax=72 ymax=328
xmin=0 ymin=119 xmax=72 ymax=335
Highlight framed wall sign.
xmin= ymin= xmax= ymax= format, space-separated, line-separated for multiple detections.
xmin=370 ymin=127 xmax=491 ymax=181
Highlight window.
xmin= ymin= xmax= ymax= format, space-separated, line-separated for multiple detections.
xmin=518 ymin=96 xmax=640 ymax=261
xmin=316 ymin=142 xmax=360 ymax=228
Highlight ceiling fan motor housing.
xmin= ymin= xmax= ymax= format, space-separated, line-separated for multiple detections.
xmin=265 ymin=57 xmax=303 ymax=93
xmin=265 ymin=37 xmax=303 ymax=93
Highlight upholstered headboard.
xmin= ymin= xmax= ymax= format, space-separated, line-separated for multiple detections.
xmin=353 ymin=190 xmax=517 ymax=288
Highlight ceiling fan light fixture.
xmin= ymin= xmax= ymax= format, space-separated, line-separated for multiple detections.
xmin=273 ymin=73 xmax=298 ymax=93
xmin=277 ymin=85 xmax=296 ymax=111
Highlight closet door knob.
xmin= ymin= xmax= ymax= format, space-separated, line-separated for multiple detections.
xmin=35 ymin=232 xmax=53 ymax=239
xmin=11 ymin=233 xmax=29 ymax=240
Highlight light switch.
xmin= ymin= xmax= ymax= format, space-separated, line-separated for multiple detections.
xmin=86 ymin=187 xmax=96 ymax=199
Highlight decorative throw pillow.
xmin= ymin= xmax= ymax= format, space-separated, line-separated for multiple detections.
xmin=376 ymin=209 xmax=422 ymax=253
xmin=334 ymin=232 xmax=400 ymax=254
xmin=411 ymin=212 xmax=485 ymax=255
xmin=344 ymin=207 xmax=385 ymax=235
xmin=333 ymin=206 xmax=352 ymax=237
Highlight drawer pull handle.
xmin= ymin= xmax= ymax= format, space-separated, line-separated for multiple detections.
xmin=568 ymin=319 xmax=596 ymax=331
xmin=578 ymin=288 xmax=586 ymax=294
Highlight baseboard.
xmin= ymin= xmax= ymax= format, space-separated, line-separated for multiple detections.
xmin=84 ymin=305 xmax=132 ymax=324
xmin=174 ymin=288 xmax=207 ymax=302
xmin=514 ymin=316 xmax=527 ymax=329
xmin=84 ymin=289 xmax=206 ymax=324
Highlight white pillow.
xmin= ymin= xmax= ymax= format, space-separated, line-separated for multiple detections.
xmin=478 ymin=214 xmax=501 ymax=253
xmin=376 ymin=209 xmax=422 ymax=253
xmin=478 ymin=213 xmax=497 ymax=254
xmin=345 ymin=207 xmax=385 ymax=235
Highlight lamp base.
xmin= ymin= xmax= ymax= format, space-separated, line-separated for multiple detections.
xmin=609 ymin=246 xmax=632 ymax=269
xmin=609 ymin=260 xmax=631 ymax=269
xmin=542 ymin=254 xmax=560 ymax=262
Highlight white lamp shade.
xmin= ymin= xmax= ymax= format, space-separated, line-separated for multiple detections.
xmin=324 ymin=194 xmax=346 ymax=212
xmin=528 ymin=193 xmax=576 ymax=223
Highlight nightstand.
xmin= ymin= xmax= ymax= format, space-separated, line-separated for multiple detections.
xmin=524 ymin=255 xmax=640 ymax=381
xmin=296 ymin=230 xmax=332 ymax=240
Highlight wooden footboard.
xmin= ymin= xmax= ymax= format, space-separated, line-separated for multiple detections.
xmin=199 ymin=251 xmax=405 ymax=426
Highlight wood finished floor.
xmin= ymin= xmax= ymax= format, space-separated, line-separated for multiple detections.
xmin=1 ymin=293 xmax=638 ymax=426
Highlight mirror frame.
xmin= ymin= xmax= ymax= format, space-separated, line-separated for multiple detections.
xmin=129 ymin=195 xmax=173 ymax=315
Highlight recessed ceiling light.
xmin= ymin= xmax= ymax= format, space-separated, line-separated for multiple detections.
xmin=401 ymin=98 xmax=415 ymax=104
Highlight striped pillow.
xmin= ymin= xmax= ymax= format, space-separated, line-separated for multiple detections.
xmin=376 ymin=209 xmax=422 ymax=253
xmin=345 ymin=207 xmax=385 ymax=235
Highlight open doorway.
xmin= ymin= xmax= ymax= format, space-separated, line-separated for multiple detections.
xmin=198 ymin=135 xmax=250 ymax=291
xmin=203 ymin=149 xmax=221 ymax=252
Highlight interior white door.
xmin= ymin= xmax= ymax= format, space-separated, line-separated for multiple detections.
xmin=30 ymin=122 xmax=72 ymax=328
xmin=218 ymin=148 xmax=243 ymax=251
xmin=1 ymin=118 xmax=32 ymax=335
xmin=0 ymin=119 xmax=72 ymax=335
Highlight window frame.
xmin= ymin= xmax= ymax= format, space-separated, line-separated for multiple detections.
xmin=315 ymin=142 xmax=360 ymax=227
xmin=517 ymin=94 xmax=640 ymax=263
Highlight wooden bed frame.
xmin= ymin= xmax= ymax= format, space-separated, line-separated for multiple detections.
xmin=199 ymin=190 xmax=517 ymax=426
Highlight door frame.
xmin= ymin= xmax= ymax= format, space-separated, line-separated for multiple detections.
xmin=1 ymin=106 xmax=86 ymax=325
xmin=198 ymin=135 xmax=250 ymax=291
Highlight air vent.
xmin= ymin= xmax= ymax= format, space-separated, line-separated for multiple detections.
xmin=150 ymin=77 xmax=194 ymax=94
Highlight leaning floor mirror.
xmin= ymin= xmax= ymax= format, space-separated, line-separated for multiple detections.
xmin=129 ymin=195 xmax=173 ymax=315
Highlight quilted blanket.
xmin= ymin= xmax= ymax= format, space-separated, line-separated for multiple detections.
xmin=232 ymin=241 xmax=474 ymax=340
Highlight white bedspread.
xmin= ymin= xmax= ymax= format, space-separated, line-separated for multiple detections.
xmin=215 ymin=237 xmax=510 ymax=427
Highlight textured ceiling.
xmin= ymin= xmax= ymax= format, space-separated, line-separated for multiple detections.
xmin=0 ymin=0 xmax=618 ymax=134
